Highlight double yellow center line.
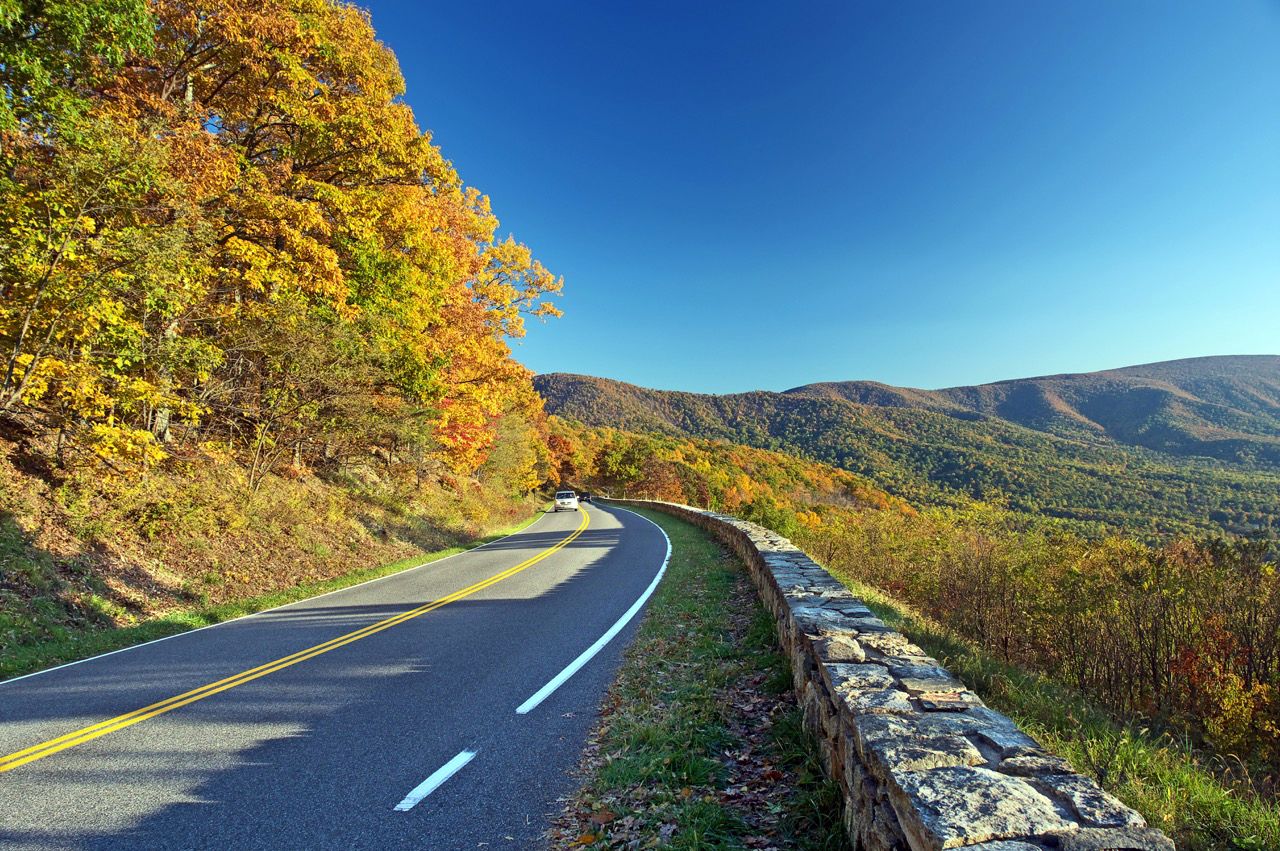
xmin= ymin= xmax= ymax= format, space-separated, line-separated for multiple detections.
xmin=0 ymin=509 xmax=589 ymax=774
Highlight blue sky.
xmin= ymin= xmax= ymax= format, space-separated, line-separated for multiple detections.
xmin=365 ymin=1 xmax=1280 ymax=393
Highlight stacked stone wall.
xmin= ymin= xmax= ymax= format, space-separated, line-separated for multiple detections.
xmin=604 ymin=499 xmax=1174 ymax=851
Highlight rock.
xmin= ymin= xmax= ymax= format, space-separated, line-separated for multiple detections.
xmin=1030 ymin=774 xmax=1146 ymax=828
xmin=862 ymin=731 xmax=985 ymax=773
xmin=855 ymin=712 xmax=993 ymax=773
xmin=858 ymin=631 xmax=930 ymax=659
xmin=825 ymin=601 xmax=877 ymax=619
xmin=1051 ymin=826 xmax=1176 ymax=851
xmin=782 ymin=584 xmax=859 ymax=602
xmin=891 ymin=663 xmax=964 ymax=694
xmin=999 ymin=754 xmax=1075 ymax=777
xmin=919 ymin=691 xmax=985 ymax=711
xmin=882 ymin=654 xmax=945 ymax=671
xmin=848 ymin=616 xmax=899 ymax=634
xmin=814 ymin=634 xmax=867 ymax=663
xmin=868 ymin=796 xmax=909 ymax=849
xmin=844 ymin=687 xmax=916 ymax=715
xmin=856 ymin=711 xmax=972 ymax=744
xmin=826 ymin=662 xmax=895 ymax=692
xmin=964 ymin=707 xmax=1043 ymax=757
xmin=890 ymin=766 xmax=1075 ymax=850
xmin=858 ymin=705 xmax=1030 ymax=763
xmin=792 ymin=604 xmax=857 ymax=635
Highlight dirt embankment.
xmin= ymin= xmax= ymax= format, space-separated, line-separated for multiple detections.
xmin=0 ymin=422 xmax=533 ymax=667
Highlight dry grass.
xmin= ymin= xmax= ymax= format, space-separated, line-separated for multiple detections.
xmin=547 ymin=508 xmax=847 ymax=850
xmin=0 ymin=432 xmax=539 ymax=680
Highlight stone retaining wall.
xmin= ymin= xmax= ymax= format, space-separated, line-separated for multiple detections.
xmin=604 ymin=499 xmax=1175 ymax=851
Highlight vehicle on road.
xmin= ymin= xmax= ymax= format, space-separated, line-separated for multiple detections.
xmin=553 ymin=490 xmax=579 ymax=511
xmin=580 ymin=492 xmax=592 ymax=502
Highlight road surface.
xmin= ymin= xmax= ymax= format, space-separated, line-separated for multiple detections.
xmin=0 ymin=502 xmax=669 ymax=850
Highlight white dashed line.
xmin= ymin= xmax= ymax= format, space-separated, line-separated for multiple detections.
xmin=394 ymin=750 xmax=478 ymax=812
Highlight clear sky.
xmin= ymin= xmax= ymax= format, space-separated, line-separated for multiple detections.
xmin=363 ymin=1 xmax=1280 ymax=393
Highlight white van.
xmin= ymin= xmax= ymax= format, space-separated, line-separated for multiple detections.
xmin=553 ymin=490 xmax=579 ymax=511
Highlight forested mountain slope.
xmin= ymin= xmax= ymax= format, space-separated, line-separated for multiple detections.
xmin=791 ymin=355 xmax=1280 ymax=466
xmin=534 ymin=357 xmax=1280 ymax=537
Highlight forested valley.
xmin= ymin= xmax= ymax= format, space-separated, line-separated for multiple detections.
xmin=546 ymin=417 xmax=1280 ymax=812
xmin=536 ymin=366 xmax=1280 ymax=539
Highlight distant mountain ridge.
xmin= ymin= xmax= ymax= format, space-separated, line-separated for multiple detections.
xmin=785 ymin=356 xmax=1280 ymax=464
xmin=533 ymin=356 xmax=1280 ymax=536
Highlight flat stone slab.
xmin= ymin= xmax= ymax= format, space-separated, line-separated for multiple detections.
xmin=1052 ymin=826 xmax=1175 ymax=851
xmin=1000 ymin=754 xmax=1074 ymax=777
xmin=919 ymin=691 xmax=985 ymax=711
xmin=964 ymin=707 xmax=1043 ymax=757
xmin=827 ymin=662 xmax=893 ymax=690
xmin=782 ymin=584 xmax=860 ymax=602
xmin=863 ymin=732 xmax=985 ymax=773
xmin=814 ymin=634 xmax=867 ymax=663
xmin=823 ymin=600 xmax=877 ymax=618
xmin=791 ymin=604 xmax=858 ymax=635
xmin=1031 ymin=773 xmax=1146 ymax=828
xmin=891 ymin=765 xmax=1074 ymax=850
xmin=847 ymin=616 xmax=897 ymax=634
xmin=856 ymin=712 xmax=971 ymax=745
xmin=891 ymin=663 xmax=964 ymax=694
xmin=858 ymin=631 xmax=930 ymax=659
xmin=844 ymin=687 xmax=915 ymax=715
xmin=854 ymin=705 xmax=1021 ymax=765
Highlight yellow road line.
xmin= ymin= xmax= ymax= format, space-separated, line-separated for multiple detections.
xmin=0 ymin=509 xmax=589 ymax=774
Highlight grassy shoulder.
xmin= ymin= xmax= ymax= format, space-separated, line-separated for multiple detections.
xmin=828 ymin=574 xmax=1280 ymax=851
xmin=549 ymin=507 xmax=848 ymax=850
xmin=0 ymin=473 xmax=542 ymax=680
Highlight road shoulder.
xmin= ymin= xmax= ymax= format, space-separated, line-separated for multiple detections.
xmin=548 ymin=506 xmax=848 ymax=850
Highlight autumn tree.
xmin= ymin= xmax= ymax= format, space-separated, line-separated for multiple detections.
xmin=0 ymin=0 xmax=561 ymax=488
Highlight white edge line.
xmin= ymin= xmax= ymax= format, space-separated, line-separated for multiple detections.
xmin=393 ymin=749 xmax=477 ymax=811
xmin=0 ymin=509 xmax=552 ymax=689
xmin=516 ymin=503 xmax=671 ymax=715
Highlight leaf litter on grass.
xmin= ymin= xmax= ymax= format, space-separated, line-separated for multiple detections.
xmin=547 ymin=514 xmax=847 ymax=850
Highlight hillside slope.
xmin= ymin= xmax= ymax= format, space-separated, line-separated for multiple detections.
xmin=549 ymin=419 xmax=908 ymax=518
xmin=0 ymin=424 xmax=537 ymax=677
xmin=534 ymin=357 xmax=1280 ymax=536
xmin=790 ymin=355 xmax=1280 ymax=465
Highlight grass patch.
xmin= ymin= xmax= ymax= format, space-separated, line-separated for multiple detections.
xmin=0 ymin=510 xmax=542 ymax=682
xmin=830 ymin=574 xmax=1280 ymax=851
xmin=551 ymin=508 xmax=847 ymax=850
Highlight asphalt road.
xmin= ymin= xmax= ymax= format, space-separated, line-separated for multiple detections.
xmin=0 ymin=502 xmax=669 ymax=850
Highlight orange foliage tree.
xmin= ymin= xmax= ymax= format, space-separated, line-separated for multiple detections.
xmin=0 ymin=0 xmax=560 ymax=491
